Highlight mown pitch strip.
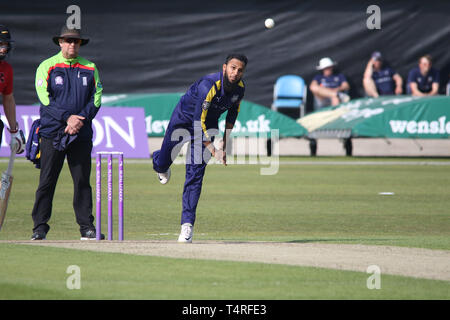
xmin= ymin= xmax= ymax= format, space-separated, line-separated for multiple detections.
xmin=8 ymin=240 xmax=450 ymax=281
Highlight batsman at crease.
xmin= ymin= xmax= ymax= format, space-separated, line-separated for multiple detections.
xmin=0 ymin=25 xmax=26 ymax=231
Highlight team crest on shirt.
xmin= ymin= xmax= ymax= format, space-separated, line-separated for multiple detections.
xmin=231 ymin=95 xmax=239 ymax=103
xmin=55 ymin=76 xmax=64 ymax=85
xmin=202 ymin=100 xmax=210 ymax=110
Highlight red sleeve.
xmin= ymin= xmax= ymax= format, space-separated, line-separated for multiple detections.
xmin=1 ymin=63 xmax=13 ymax=95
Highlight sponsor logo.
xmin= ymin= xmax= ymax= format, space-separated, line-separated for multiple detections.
xmin=231 ymin=94 xmax=239 ymax=103
xmin=375 ymin=76 xmax=392 ymax=84
xmin=145 ymin=114 xmax=272 ymax=135
xmin=0 ymin=106 xmax=149 ymax=158
xmin=100 ymin=94 xmax=126 ymax=104
xmin=37 ymin=79 xmax=43 ymax=87
xmin=219 ymin=114 xmax=271 ymax=134
xmin=82 ymin=76 xmax=87 ymax=86
xmin=389 ymin=116 xmax=450 ymax=135
xmin=202 ymin=100 xmax=210 ymax=111
xmin=342 ymin=108 xmax=384 ymax=122
xmin=380 ymin=97 xmax=420 ymax=105
xmin=216 ymin=105 xmax=228 ymax=111
xmin=55 ymin=76 xmax=63 ymax=85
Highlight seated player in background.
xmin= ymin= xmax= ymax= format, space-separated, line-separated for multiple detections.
xmin=363 ymin=51 xmax=403 ymax=97
xmin=309 ymin=57 xmax=350 ymax=110
xmin=407 ymin=54 xmax=440 ymax=96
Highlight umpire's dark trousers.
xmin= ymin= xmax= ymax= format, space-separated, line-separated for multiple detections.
xmin=31 ymin=137 xmax=94 ymax=235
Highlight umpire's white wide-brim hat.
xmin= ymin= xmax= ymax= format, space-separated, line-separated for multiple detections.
xmin=316 ymin=57 xmax=337 ymax=70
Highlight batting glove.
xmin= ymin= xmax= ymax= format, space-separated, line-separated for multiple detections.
xmin=9 ymin=125 xmax=26 ymax=154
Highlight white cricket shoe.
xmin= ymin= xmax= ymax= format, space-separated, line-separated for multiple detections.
xmin=177 ymin=223 xmax=193 ymax=243
xmin=157 ymin=168 xmax=171 ymax=185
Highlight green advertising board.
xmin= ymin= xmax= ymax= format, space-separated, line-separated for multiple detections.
xmin=298 ymin=95 xmax=450 ymax=139
xmin=102 ymin=93 xmax=306 ymax=138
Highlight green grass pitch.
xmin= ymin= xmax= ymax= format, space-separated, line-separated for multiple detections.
xmin=0 ymin=157 xmax=449 ymax=299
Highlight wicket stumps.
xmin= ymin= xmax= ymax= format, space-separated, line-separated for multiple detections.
xmin=96 ymin=151 xmax=124 ymax=241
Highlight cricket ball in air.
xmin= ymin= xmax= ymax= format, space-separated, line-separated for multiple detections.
xmin=265 ymin=18 xmax=275 ymax=29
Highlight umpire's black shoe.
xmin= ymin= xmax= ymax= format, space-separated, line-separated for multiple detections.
xmin=31 ymin=232 xmax=46 ymax=240
xmin=80 ymin=229 xmax=105 ymax=240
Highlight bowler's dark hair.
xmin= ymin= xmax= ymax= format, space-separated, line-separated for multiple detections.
xmin=225 ymin=53 xmax=248 ymax=66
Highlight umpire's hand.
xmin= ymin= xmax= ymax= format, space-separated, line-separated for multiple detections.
xmin=65 ymin=115 xmax=85 ymax=135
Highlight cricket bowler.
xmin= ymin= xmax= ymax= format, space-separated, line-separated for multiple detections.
xmin=152 ymin=53 xmax=247 ymax=243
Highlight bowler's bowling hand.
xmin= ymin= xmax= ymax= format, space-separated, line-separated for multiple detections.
xmin=214 ymin=148 xmax=227 ymax=166
xmin=218 ymin=139 xmax=227 ymax=166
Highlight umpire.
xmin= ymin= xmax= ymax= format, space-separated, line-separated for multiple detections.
xmin=31 ymin=26 xmax=103 ymax=240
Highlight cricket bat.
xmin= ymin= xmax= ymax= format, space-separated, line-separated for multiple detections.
xmin=0 ymin=151 xmax=15 ymax=231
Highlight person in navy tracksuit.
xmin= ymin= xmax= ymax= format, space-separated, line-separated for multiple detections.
xmin=152 ymin=53 xmax=247 ymax=243
xmin=407 ymin=54 xmax=440 ymax=96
